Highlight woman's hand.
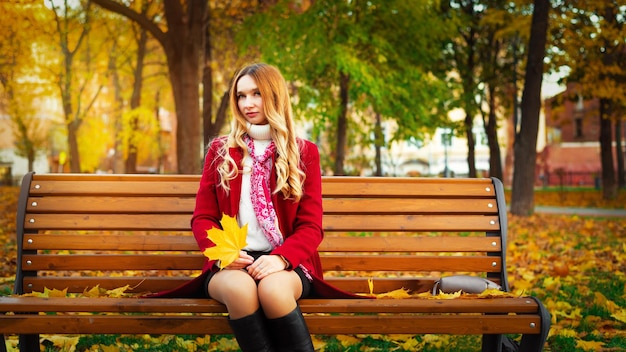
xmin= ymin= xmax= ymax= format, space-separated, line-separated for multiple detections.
xmin=247 ymin=255 xmax=288 ymax=280
xmin=222 ymin=251 xmax=254 ymax=270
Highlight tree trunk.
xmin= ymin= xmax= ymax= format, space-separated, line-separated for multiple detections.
xmin=212 ymin=91 xmax=230 ymax=138
xmin=334 ymin=72 xmax=350 ymax=176
xmin=510 ymin=0 xmax=549 ymax=216
xmin=616 ymin=119 xmax=625 ymax=189
xmin=202 ymin=8 xmax=213 ymax=149
xmin=108 ymin=41 xmax=125 ymax=173
xmin=465 ymin=111 xmax=476 ymax=178
xmin=126 ymin=24 xmax=148 ymax=174
xmin=459 ymin=1 xmax=477 ymax=179
xmin=374 ymin=112 xmax=383 ymax=176
xmin=92 ymin=0 xmax=207 ymax=174
xmin=486 ymin=85 xmax=503 ymax=180
xmin=599 ymin=99 xmax=617 ymax=199
xmin=63 ymin=54 xmax=81 ymax=173
xmin=67 ymin=121 xmax=81 ymax=173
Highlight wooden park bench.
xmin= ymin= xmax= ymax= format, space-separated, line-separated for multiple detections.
xmin=0 ymin=172 xmax=550 ymax=352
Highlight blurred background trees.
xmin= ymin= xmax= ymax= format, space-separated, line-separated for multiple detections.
xmin=0 ymin=0 xmax=624 ymax=211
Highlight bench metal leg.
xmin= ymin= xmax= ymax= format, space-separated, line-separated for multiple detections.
xmin=1 ymin=335 xmax=7 ymax=352
xmin=519 ymin=297 xmax=551 ymax=352
xmin=19 ymin=334 xmax=39 ymax=352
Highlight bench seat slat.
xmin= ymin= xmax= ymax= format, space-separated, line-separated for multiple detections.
xmin=22 ymin=277 xmax=448 ymax=295
xmin=0 ymin=297 xmax=539 ymax=314
xmin=23 ymin=234 xmax=501 ymax=252
xmin=0 ymin=315 xmax=542 ymax=335
xmin=23 ymin=277 xmax=198 ymax=294
xmin=22 ymin=254 xmax=501 ymax=272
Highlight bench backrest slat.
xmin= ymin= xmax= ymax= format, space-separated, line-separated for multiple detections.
xmin=14 ymin=173 xmax=509 ymax=295
xmin=24 ymin=214 xmax=500 ymax=232
xmin=324 ymin=198 xmax=498 ymax=214
xmin=23 ymin=234 xmax=501 ymax=252
xmin=27 ymin=196 xmax=195 ymax=213
xmin=22 ymin=254 xmax=501 ymax=273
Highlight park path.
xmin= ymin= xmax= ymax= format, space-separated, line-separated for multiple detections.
xmin=533 ymin=206 xmax=626 ymax=218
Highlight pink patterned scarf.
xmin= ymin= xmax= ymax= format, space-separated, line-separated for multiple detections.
xmin=245 ymin=135 xmax=283 ymax=248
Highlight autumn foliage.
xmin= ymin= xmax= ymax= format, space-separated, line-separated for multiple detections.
xmin=1 ymin=186 xmax=625 ymax=351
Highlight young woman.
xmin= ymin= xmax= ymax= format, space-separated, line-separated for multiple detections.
xmin=182 ymin=63 xmax=359 ymax=352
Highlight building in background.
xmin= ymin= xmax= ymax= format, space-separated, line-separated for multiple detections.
xmin=540 ymin=83 xmax=620 ymax=187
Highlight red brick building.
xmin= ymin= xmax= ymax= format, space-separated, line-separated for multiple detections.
xmin=539 ymin=83 xmax=609 ymax=187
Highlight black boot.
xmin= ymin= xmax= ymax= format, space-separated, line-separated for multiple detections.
xmin=228 ymin=309 xmax=275 ymax=352
xmin=267 ymin=306 xmax=314 ymax=352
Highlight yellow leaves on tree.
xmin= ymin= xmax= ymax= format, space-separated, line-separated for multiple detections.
xmin=202 ymin=214 xmax=248 ymax=269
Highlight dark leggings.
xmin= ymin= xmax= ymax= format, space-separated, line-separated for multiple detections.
xmin=204 ymin=251 xmax=312 ymax=299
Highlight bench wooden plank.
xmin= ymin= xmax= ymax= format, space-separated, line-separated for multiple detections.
xmin=21 ymin=254 xmax=502 ymax=272
xmin=23 ymin=214 xmax=191 ymax=231
xmin=0 ymin=297 xmax=540 ymax=314
xmin=28 ymin=179 xmax=199 ymax=196
xmin=323 ymin=215 xmax=500 ymax=232
xmin=321 ymin=177 xmax=497 ymax=197
xmin=23 ymin=214 xmax=500 ymax=232
xmin=319 ymin=236 xmax=502 ymax=252
xmin=27 ymin=196 xmax=196 ymax=213
xmin=0 ymin=315 xmax=542 ymax=335
xmin=23 ymin=234 xmax=501 ymax=252
xmin=23 ymin=234 xmax=199 ymax=251
xmin=323 ymin=198 xmax=499 ymax=214
xmin=21 ymin=277 xmax=443 ymax=295
xmin=27 ymin=197 xmax=498 ymax=215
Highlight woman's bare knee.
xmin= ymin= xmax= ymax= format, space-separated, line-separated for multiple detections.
xmin=257 ymin=272 xmax=301 ymax=318
xmin=208 ymin=271 xmax=259 ymax=318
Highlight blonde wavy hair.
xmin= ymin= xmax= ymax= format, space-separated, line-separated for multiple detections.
xmin=216 ymin=63 xmax=306 ymax=201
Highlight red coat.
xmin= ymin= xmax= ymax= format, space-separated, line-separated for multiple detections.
xmin=149 ymin=137 xmax=362 ymax=299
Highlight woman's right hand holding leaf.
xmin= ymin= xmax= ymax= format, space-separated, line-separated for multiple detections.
xmin=223 ymin=251 xmax=254 ymax=270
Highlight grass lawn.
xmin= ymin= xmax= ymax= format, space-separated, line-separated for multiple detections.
xmin=1 ymin=186 xmax=624 ymax=351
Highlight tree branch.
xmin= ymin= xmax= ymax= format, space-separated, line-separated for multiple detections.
xmin=91 ymin=0 xmax=167 ymax=46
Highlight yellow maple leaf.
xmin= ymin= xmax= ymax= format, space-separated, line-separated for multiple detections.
xmin=433 ymin=290 xmax=462 ymax=299
xmin=311 ymin=335 xmax=327 ymax=351
xmin=396 ymin=336 xmax=422 ymax=351
xmin=82 ymin=285 xmax=104 ymax=298
xmin=376 ymin=288 xmax=411 ymax=299
xmin=105 ymin=285 xmax=132 ymax=298
xmin=202 ymin=214 xmax=248 ymax=269
xmin=611 ymin=309 xmax=626 ymax=324
xmin=101 ymin=345 xmax=121 ymax=352
xmin=47 ymin=335 xmax=80 ymax=351
xmin=44 ymin=287 xmax=68 ymax=298
xmin=594 ymin=292 xmax=620 ymax=314
xmin=337 ymin=334 xmax=360 ymax=347
xmin=575 ymin=339 xmax=604 ymax=351
xmin=477 ymin=288 xmax=516 ymax=298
